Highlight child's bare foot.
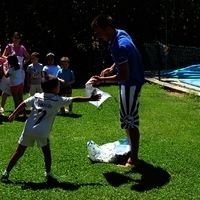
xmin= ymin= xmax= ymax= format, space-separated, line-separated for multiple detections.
xmin=117 ymin=158 xmax=140 ymax=167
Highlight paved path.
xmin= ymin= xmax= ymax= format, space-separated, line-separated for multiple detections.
xmin=145 ymin=71 xmax=200 ymax=96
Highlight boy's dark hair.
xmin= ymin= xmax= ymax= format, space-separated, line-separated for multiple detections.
xmin=41 ymin=75 xmax=59 ymax=93
xmin=7 ymin=55 xmax=20 ymax=70
xmin=91 ymin=14 xmax=115 ymax=29
xmin=31 ymin=52 xmax=40 ymax=58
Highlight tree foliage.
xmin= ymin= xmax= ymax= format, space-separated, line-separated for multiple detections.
xmin=0 ymin=0 xmax=200 ymax=82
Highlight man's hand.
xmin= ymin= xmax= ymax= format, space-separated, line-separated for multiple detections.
xmin=100 ymin=64 xmax=115 ymax=77
xmin=89 ymin=76 xmax=102 ymax=85
xmin=100 ymin=68 xmax=112 ymax=77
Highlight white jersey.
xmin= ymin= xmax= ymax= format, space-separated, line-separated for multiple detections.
xmin=22 ymin=93 xmax=72 ymax=137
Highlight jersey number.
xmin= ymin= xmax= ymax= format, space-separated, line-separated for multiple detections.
xmin=34 ymin=109 xmax=47 ymax=126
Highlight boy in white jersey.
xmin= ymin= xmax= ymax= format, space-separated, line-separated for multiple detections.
xmin=1 ymin=75 xmax=101 ymax=184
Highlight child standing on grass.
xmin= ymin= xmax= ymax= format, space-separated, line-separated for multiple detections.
xmin=1 ymin=75 xmax=101 ymax=184
xmin=57 ymin=57 xmax=75 ymax=115
xmin=42 ymin=52 xmax=60 ymax=77
xmin=27 ymin=52 xmax=43 ymax=96
xmin=3 ymin=55 xmax=25 ymax=117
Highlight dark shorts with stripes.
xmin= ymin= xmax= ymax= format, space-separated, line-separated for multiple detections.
xmin=119 ymin=85 xmax=142 ymax=129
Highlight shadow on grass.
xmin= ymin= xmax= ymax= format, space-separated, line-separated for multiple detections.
xmin=103 ymin=160 xmax=170 ymax=192
xmin=0 ymin=110 xmax=28 ymax=123
xmin=15 ymin=116 xmax=28 ymax=122
xmin=57 ymin=113 xmax=82 ymax=118
xmin=8 ymin=180 xmax=103 ymax=191
xmin=0 ymin=114 xmax=28 ymax=123
xmin=20 ymin=181 xmax=79 ymax=190
xmin=0 ymin=115 xmax=9 ymax=124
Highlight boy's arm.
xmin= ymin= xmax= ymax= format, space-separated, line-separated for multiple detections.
xmin=69 ymin=79 xmax=75 ymax=85
xmin=65 ymin=79 xmax=75 ymax=86
xmin=42 ymin=71 xmax=47 ymax=78
xmin=8 ymin=102 xmax=26 ymax=122
xmin=58 ymin=77 xmax=65 ymax=83
xmin=3 ymin=66 xmax=10 ymax=78
xmin=72 ymin=94 xmax=101 ymax=102
xmin=69 ymin=71 xmax=75 ymax=85
xmin=64 ymin=71 xmax=75 ymax=85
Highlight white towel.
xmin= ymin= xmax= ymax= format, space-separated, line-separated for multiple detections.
xmin=85 ymin=78 xmax=112 ymax=108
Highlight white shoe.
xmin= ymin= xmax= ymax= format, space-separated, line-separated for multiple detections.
xmin=69 ymin=111 xmax=74 ymax=115
xmin=0 ymin=107 xmax=4 ymax=113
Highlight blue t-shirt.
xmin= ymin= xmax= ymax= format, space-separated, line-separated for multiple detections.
xmin=42 ymin=65 xmax=61 ymax=76
xmin=109 ymin=29 xmax=144 ymax=86
xmin=56 ymin=68 xmax=75 ymax=88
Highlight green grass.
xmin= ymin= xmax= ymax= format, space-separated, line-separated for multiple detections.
xmin=1 ymin=83 xmax=200 ymax=200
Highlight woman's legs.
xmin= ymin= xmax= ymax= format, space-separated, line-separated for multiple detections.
xmin=12 ymin=92 xmax=20 ymax=109
xmin=11 ymin=83 xmax=26 ymax=116
xmin=18 ymin=87 xmax=26 ymax=117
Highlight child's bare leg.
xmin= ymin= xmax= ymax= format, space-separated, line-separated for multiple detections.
xmin=41 ymin=143 xmax=52 ymax=174
xmin=42 ymin=143 xmax=58 ymax=184
xmin=60 ymin=107 xmax=65 ymax=113
xmin=69 ymin=102 xmax=73 ymax=112
xmin=1 ymin=92 xmax=8 ymax=109
xmin=6 ymin=144 xmax=27 ymax=172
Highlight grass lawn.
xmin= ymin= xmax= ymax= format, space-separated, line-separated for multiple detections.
xmin=0 ymin=83 xmax=200 ymax=200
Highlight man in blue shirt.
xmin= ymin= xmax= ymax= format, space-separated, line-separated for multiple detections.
xmin=91 ymin=14 xmax=144 ymax=167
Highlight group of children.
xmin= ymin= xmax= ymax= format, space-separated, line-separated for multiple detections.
xmin=0 ymin=51 xmax=75 ymax=115
xmin=0 ymin=32 xmax=89 ymax=185
xmin=0 ymin=50 xmax=101 ymax=185
xmin=27 ymin=52 xmax=75 ymax=115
